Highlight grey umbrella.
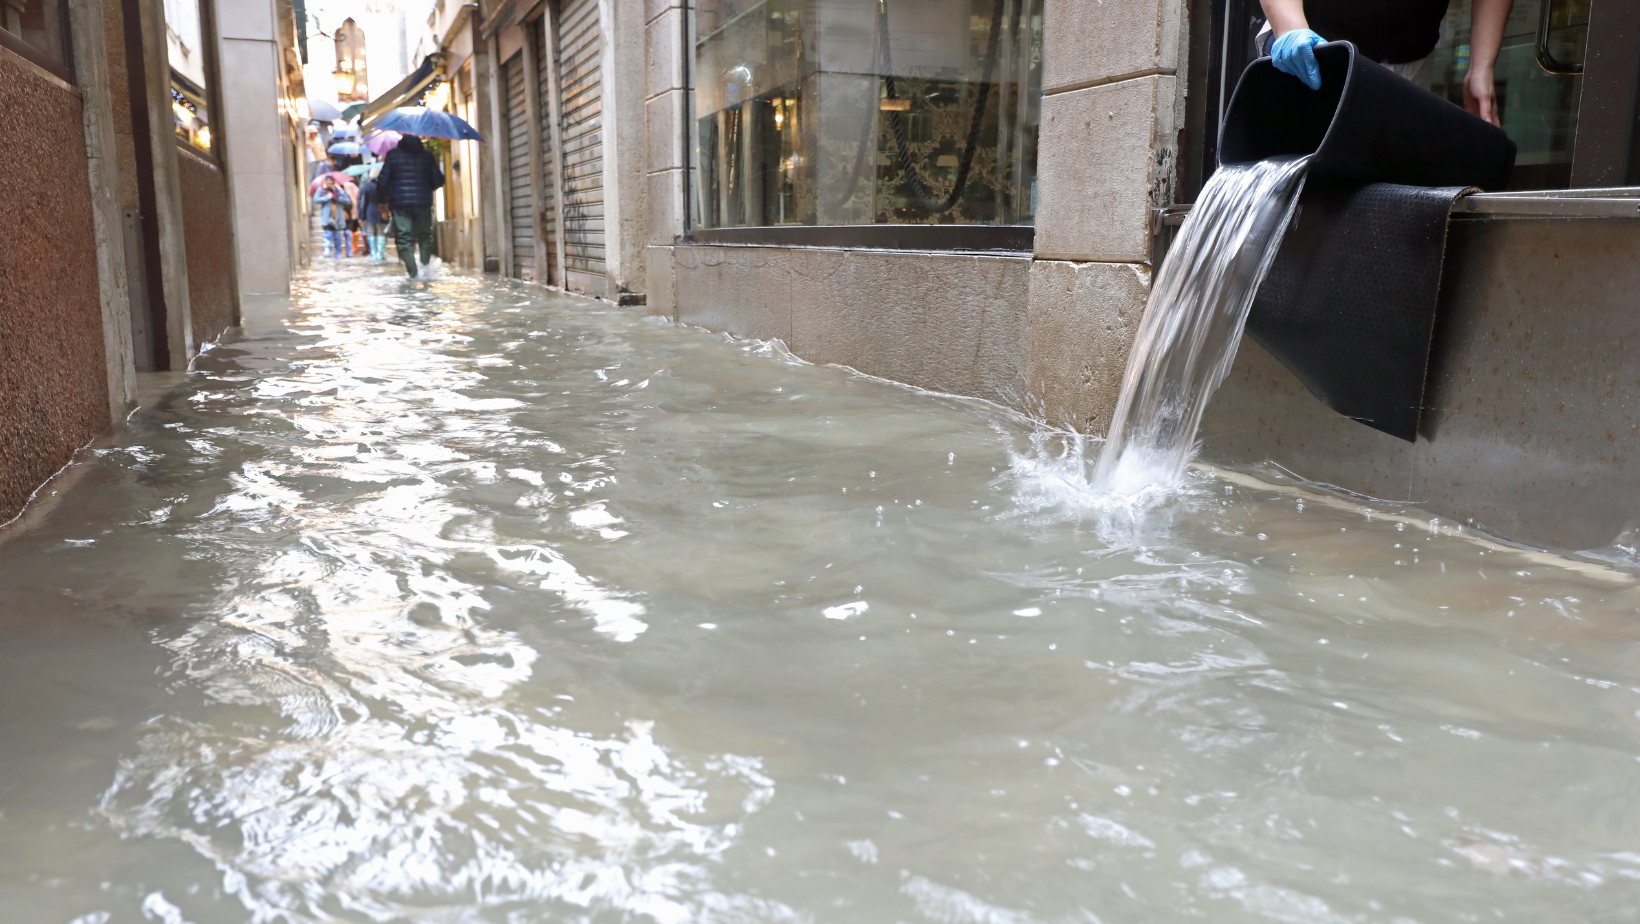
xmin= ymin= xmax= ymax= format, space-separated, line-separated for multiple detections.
xmin=308 ymin=98 xmax=343 ymax=122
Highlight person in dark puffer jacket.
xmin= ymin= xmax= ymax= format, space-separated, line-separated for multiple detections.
xmin=373 ymin=134 xmax=446 ymax=278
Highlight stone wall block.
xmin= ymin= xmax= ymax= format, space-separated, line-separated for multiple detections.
xmin=644 ymin=0 xmax=678 ymax=25
xmin=646 ymin=89 xmax=685 ymax=175
xmin=674 ymin=245 xmax=793 ymax=342
xmin=1033 ymin=76 xmax=1172 ymax=264
xmin=645 ymin=7 xmax=684 ymax=98
xmin=178 ymin=150 xmax=238 ymax=344
xmin=789 ymin=251 xmax=1030 ymax=406
xmin=1043 ymin=0 xmax=1170 ymax=93
xmin=645 ymin=168 xmax=683 ymax=246
xmin=1024 ymin=259 xmax=1151 ymax=433
xmin=645 ymin=244 xmax=676 ymax=318
xmin=220 ymin=40 xmax=285 ymax=179
xmin=217 ymin=0 xmax=274 ymax=41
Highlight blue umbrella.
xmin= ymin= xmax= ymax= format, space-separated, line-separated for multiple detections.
xmin=327 ymin=141 xmax=362 ymax=155
xmin=330 ymin=125 xmax=360 ymax=139
xmin=372 ymin=107 xmax=484 ymax=141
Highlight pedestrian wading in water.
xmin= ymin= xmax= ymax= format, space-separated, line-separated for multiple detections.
xmin=312 ymin=176 xmax=354 ymax=258
xmin=374 ymin=134 xmax=446 ymax=279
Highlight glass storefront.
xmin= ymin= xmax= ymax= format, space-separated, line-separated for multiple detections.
xmin=0 ymin=0 xmax=70 ymax=73
xmin=1429 ymin=0 xmax=1589 ymax=190
xmin=166 ymin=0 xmax=215 ymax=153
xmin=691 ymin=0 xmax=1042 ymax=230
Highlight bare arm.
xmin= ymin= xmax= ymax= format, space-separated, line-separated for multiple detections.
xmin=1465 ymin=0 xmax=1513 ymax=126
xmin=1259 ymin=0 xmax=1310 ymax=36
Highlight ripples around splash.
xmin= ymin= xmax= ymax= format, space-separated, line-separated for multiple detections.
xmin=4 ymin=260 xmax=1640 ymax=923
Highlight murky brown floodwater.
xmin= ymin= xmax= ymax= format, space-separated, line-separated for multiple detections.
xmin=3 ymin=260 xmax=1640 ymax=923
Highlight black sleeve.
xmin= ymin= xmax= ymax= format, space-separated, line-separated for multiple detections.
xmin=430 ymin=152 xmax=446 ymax=191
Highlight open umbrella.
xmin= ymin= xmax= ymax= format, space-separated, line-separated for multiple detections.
xmin=365 ymin=130 xmax=403 ymax=156
xmin=343 ymin=164 xmax=373 ymax=177
xmin=341 ymin=102 xmax=368 ymax=123
xmin=330 ymin=125 xmax=360 ymax=139
xmin=372 ymin=107 xmax=484 ymax=141
xmin=313 ymin=170 xmax=355 ymax=194
xmin=307 ymin=98 xmax=343 ymax=122
xmin=327 ymin=141 xmax=362 ymax=156
xmin=308 ymin=171 xmax=356 ymax=195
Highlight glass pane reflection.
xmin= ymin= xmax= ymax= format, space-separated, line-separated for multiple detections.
xmin=692 ymin=0 xmax=1042 ymax=229
xmin=1 ymin=0 xmax=70 ymax=71
xmin=166 ymin=0 xmax=214 ymax=153
xmin=1429 ymin=0 xmax=1588 ymax=190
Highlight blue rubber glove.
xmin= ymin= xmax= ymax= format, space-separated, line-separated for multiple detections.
xmin=1271 ymin=28 xmax=1324 ymax=90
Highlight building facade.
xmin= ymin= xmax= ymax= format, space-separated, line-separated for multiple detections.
xmin=0 ymin=0 xmax=307 ymax=524
xmin=428 ymin=0 xmax=1640 ymax=550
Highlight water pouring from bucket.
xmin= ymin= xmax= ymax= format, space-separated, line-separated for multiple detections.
xmin=1092 ymin=156 xmax=1310 ymax=495
xmin=1090 ymin=41 xmax=1515 ymax=496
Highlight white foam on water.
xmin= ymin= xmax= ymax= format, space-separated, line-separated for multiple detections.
xmin=1094 ymin=156 xmax=1311 ymax=494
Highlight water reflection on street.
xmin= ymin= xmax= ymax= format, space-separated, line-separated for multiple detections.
xmin=3 ymin=261 xmax=1640 ymax=923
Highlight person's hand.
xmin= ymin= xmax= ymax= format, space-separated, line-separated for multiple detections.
xmin=1271 ymin=28 xmax=1325 ymax=90
xmin=379 ymin=205 xmax=390 ymax=221
xmin=1463 ymin=64 xmax=1501 ymax=126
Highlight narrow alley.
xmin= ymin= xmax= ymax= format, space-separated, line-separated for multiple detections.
xmin=4 ymin=263 xmax=1640 ymax=921
xmin=9 ymin=0 xmax=1640 ymax=914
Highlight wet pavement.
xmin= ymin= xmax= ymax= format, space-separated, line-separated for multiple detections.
xmin=3 ymin=260 xmax=1640 ymax=923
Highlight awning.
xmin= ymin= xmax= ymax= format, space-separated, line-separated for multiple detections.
xmin=359 ymin=53 xmax=445 ymax=129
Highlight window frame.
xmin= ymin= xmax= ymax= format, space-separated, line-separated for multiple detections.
xmin=1182 ymin=0 xmax=1640 ymax=202
xmin=679 ymin=0 xmax=1040 ymax=254
xmin=0 ymin=0 xmax=73 ymax=86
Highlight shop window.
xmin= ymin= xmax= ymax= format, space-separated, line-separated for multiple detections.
xmin=1428 ymin=0 xmax=1589 ymax=190
xmin=166 ymin=0 xmax=214 ymax=153
xmin=691 ymin=0 xmax=1043 ymax=230
xmin=0 ymin=0 xmax=71 ymax=76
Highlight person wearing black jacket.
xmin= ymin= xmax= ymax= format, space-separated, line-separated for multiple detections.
xmin=1258 ymin=0 xmax=1513 ymax=126
xmin=373 ymin=134 xmax=446 ymax=278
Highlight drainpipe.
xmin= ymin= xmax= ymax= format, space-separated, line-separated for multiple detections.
xmin=68 ymin=0 xmax=137 ymax=422
xmin=127 ymin=0 xmax=194 ymax=367
xmin=483 ymin=18 xmax=511 ymax=275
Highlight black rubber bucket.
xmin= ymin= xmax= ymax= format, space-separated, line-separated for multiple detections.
xmin=1220 ymin=41 xmax=1515 ymax=189
xmin=1216 ymin=42 xmax=1516 ymax=441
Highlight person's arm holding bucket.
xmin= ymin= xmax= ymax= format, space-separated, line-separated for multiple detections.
xmin=1464 ymin=0 xmax=1511 ymax=126
xmin=1259 ymin=0 xmax=1325 ymax=90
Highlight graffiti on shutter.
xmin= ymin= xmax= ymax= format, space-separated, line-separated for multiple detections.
xmin=555 ymin=0 xmax=605 ymax=297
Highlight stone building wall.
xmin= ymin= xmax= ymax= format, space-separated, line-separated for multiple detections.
xmin=0 ymin=54 xmax=112 ymax=522
xmin=178 ymin=148 xmax=240 ymax=346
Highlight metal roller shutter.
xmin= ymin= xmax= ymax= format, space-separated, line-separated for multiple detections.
xmin=555 ymin=0 xmax=605 ymax=297
xmin=503 ymin=52 xmax=535 ymax=280
xmin=533 ymin=22 xmax=560 ymax=286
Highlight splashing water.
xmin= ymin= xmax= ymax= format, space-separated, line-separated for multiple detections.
xmin=1094 ymin=157 xmax=1311 ymax=494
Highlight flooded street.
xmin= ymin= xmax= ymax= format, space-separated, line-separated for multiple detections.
xmin=5 ymin=260 xmax=1640 ymax=923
